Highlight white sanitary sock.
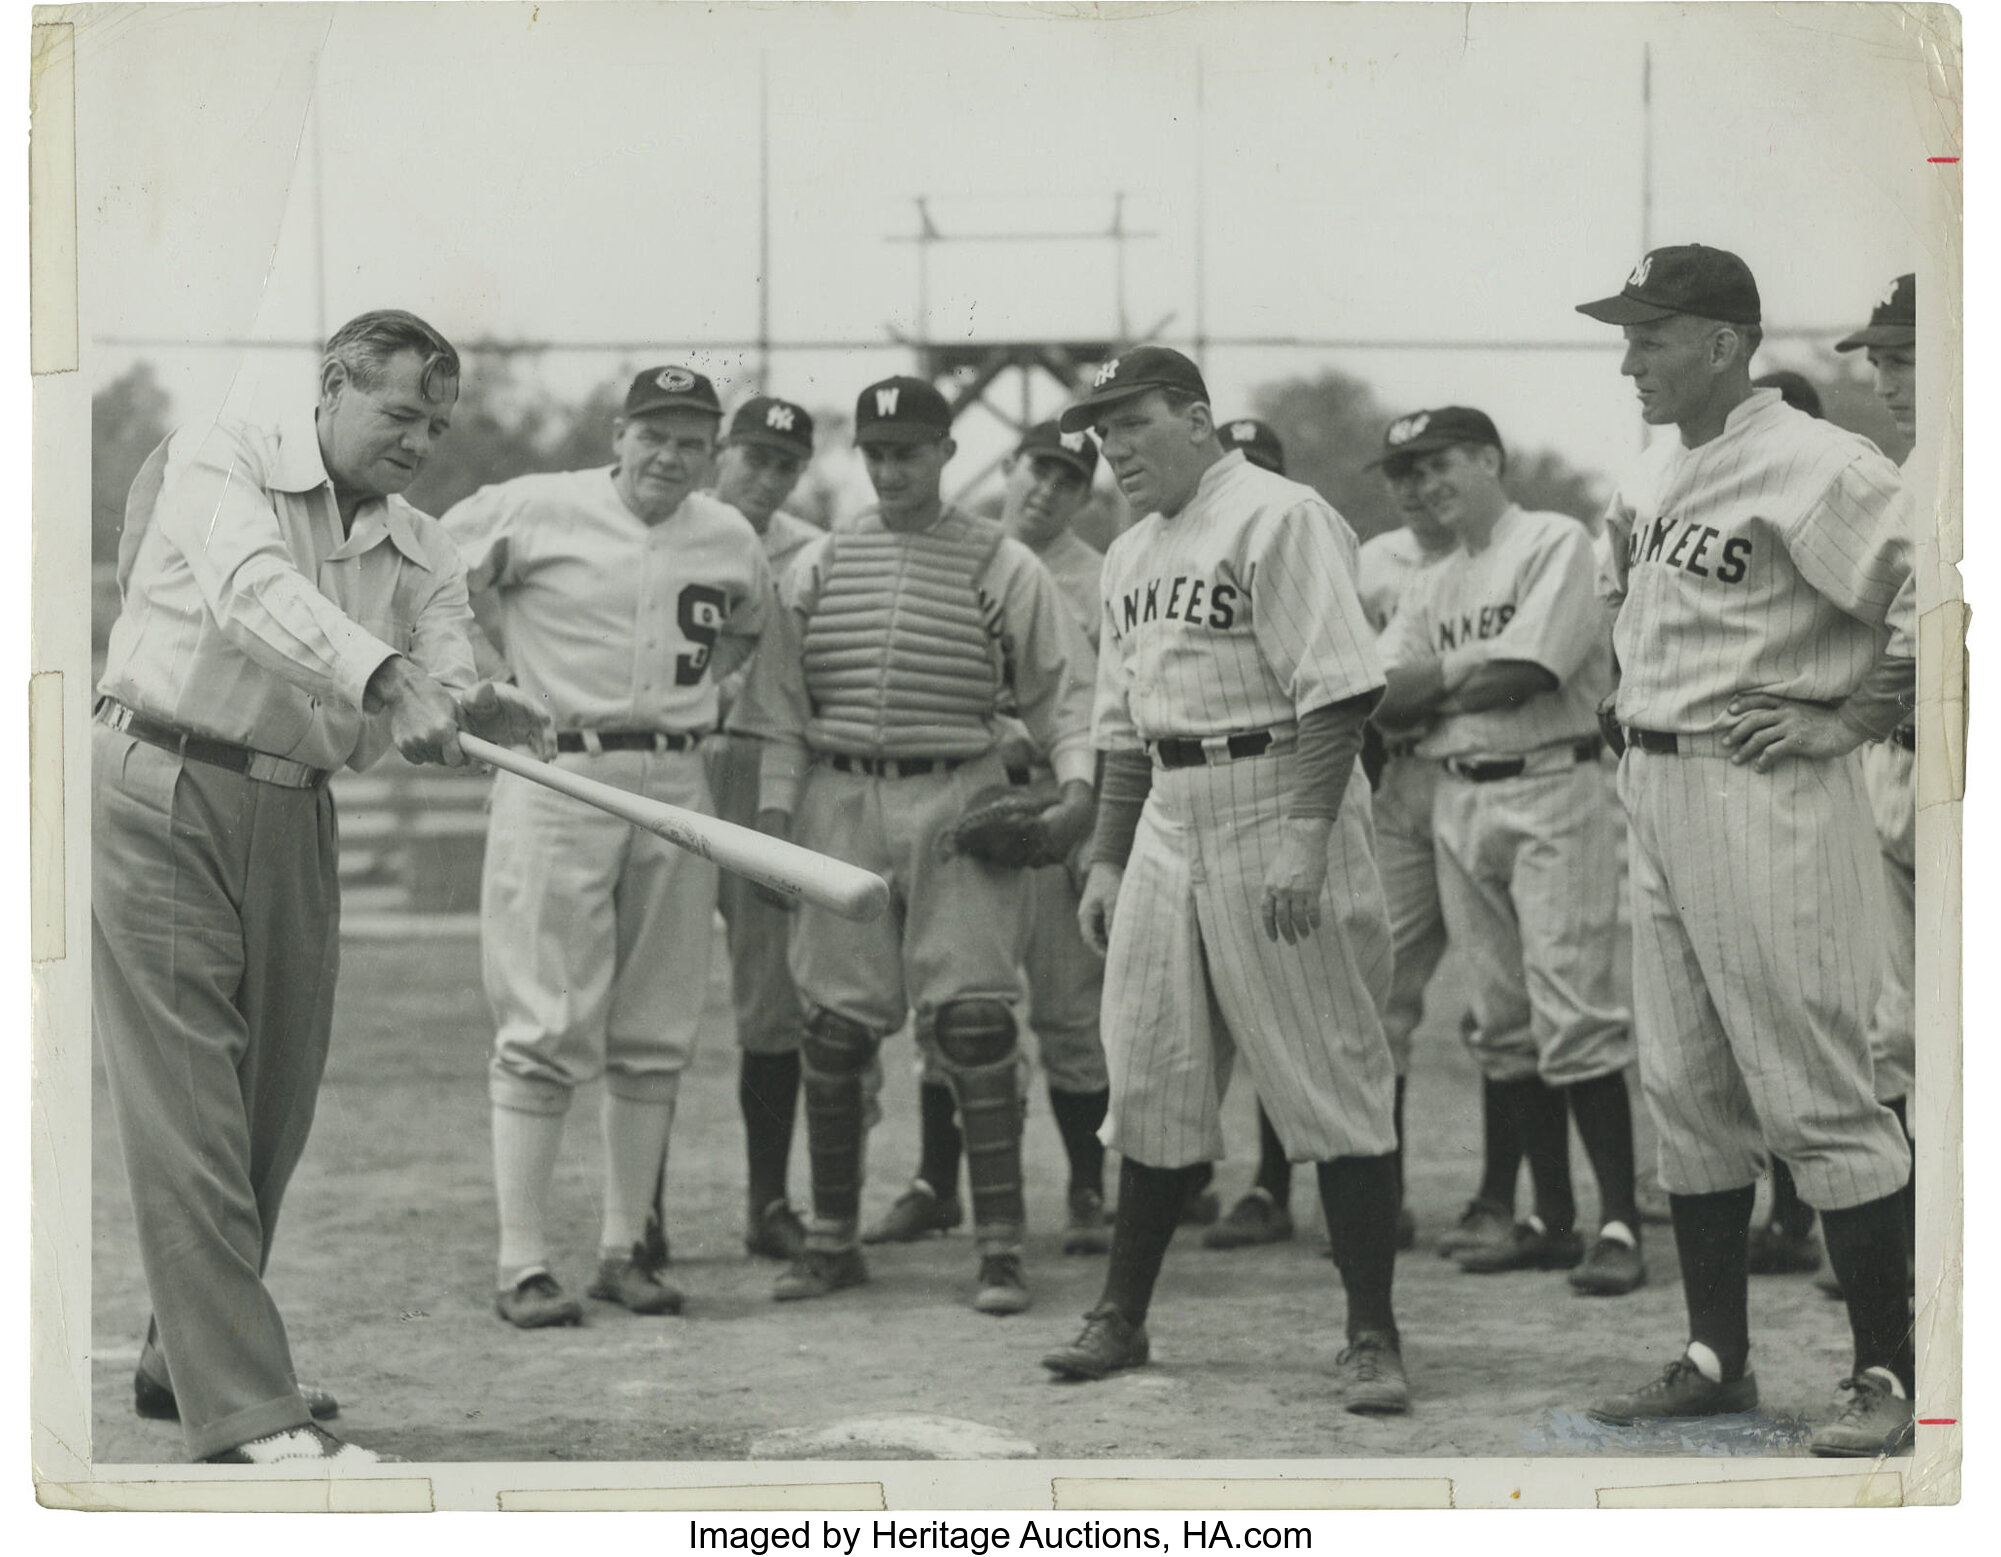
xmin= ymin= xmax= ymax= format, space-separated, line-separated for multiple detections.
xmin=493 ymin=1105 xmax=567 ymax=1284
xmin=600 ymin=1092 xmax=677 ymax=1254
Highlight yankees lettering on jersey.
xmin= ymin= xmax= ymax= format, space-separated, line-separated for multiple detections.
xmin=1596 ymin=389 xmax=1909 ymax=734
xmin=1383 ymin=506 xmax=1609 ymax=759
xmin=1094 ymin=452 xmax=1382 ymax=748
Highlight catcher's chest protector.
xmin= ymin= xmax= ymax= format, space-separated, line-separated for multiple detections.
xmin=802 ymin=510 xmax=1007 ymax=759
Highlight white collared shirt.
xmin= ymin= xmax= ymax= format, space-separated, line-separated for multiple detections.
xmin=99 ymin=406 xmax=476 ymax=772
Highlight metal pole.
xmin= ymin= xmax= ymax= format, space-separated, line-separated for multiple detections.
xmin=1193 ymin=49 xmax=1207 ymax=374
xmin=757 ymin=51 xmax=772 ymax=392
xmin=1113 ymin=191 xmax=1129 ymax=343
xmin=1640 ymin=43 xmax=1654 ymax=255
xmin=310 ymin=89 xmax=328 ymax=350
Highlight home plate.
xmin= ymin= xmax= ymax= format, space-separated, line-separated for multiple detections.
xmin=751 ymin=1414 xmax=1037 ymax=1460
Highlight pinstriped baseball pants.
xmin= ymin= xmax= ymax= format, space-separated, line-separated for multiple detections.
xmin=1617 ymin=747 xmax=1910 ymax=1208
xmin=1099 ymin=750 xmax=1397 ymax=1169
xmin=1862 ymin=739 xmax=1915 ymax=1105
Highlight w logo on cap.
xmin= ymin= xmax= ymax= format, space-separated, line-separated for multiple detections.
xmin=873 ymin=387 xmax=901 ymax=418
xmin=1879 ymin=276 xmax=1903 ymax=308
xmin=657 ymin=367 xmax=697 ymax=393
xmin=1626 ymin=255 xmax=1654 ymax=289
xmin=1093 ymin=359 xmax=1121 ymax=388
xmin=1386 ymin=412 xmax=1430 ymax=446
xmin=1231 ymin=421 xmax=1259 ymax=441
xmin=765 ymin=404 xmax=797 ymax=432
xmin=1060 ymin=431 xmax=1088 ymax=452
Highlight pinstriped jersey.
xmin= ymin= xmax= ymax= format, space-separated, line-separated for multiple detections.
xmin=1093 ymin=451 xmax=1383 ymax=752
xmin=1597 ymin=389 xmax=1909 ymax=734
xmin=1382 ymin=506 xmax=1611 ymax=758
xmin=1357 ymin=526 xmax=1453 ymax=636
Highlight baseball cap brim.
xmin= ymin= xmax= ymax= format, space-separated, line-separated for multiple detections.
xmin=1834 ymin=324 xmax=1917 ymax=353
xmin=1057 ymin=383 xmax=1162 ymax=435
xmin=1575 ymin=293 xmax=1683 ymax=325
xmin=728 ymin=426 xmax=811 ymax=455
xmin=855 ymin=424 xmax=948 ymax=447
xmin=1027 ymin=443 xmax=1097 ymax=480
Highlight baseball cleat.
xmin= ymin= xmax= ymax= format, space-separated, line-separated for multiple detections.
xmin=1179 ymin=1187 xmax=1222 ymax=1227
xmin=1061 ymin=1186 xmax=1112 ymax=1256
xmin=1042 ymin=1303 xmax=1150 ymax=1381
xmin=495 ymin=1270 xmax=585 ymax=1329
xmin=136 ymin=1369 xmax=339 ymax=1423
xmin=772 ymin=1246 xmax=869 ymax=1301
xmin=1586 ymin=1355 xmax=1759 ymax=1424
xmin=1569 ymin=1236 xmax=1647 ymax=1295
xmin=1435 ymin=1198 xmax=1514 ymax=1258
xmin=1808 ymin=1370 xmax=1915 ymax=1458
xmin=1336 ymin=1331 xmax=1410 ymax=1416
xmin=1203 ymin=1188 xmax=1295 ymax=1249
xmin=746 ymin=1199 xmax=809 ymax=1262
xmin=1746 ymin=1222 xmax=1822 ymax=1276
xmin=861 ymin=1182 xmax=963 ymax=1244
xmin=590 ymin=1244 xmax=686 ymax=1315
xmin=1457 ymin=1221 xmax=1585 ymax=1273
xmin=204 ymin=1422 xmax=397 ymax=1465
xmin=973 ymin=1253 xmax=1032 ymax=1315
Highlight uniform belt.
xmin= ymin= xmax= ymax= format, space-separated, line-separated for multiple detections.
xmin=1443 ymin=737 xmax=1604 ymax=783
xmin=1622 ymin=727 xmax=1738 ymax=757
xmin=94 ymin=698 xmax=330 ymax=789
xmin=1893 ymin=725 xmax=1917 ymax=752
xmin=824 ymin=752 xmax=969 ymax=779
xmin=1150 ymin=729 xmax=1292 ymax=770
xmin=555 ymin=729 xmax=700 ymax=754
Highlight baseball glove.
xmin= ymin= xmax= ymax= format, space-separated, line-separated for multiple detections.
xmin=947 ymin=782 xmax=1061 ymax=869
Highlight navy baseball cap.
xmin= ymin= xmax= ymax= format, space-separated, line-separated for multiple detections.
xmin=855 ymin=376 xmax=953 ymax=446
xmin=1368 ymin=406 xmax=1504 ymax=474
xmin=1836 ymin=273 xmax=1916 ymax=352
xmin=1576 ymin=244 xmax=1762 ymax=327
xmin=624 ymin=365 xmax=723 ymax=419
xmin=1058 ymin=347 xmax=1209 ymax=434
xmin=1015 ymin=420 xmax=1099 ymax=481
xmin=727 ymin=394 xmax=816 ymax=457
xmin=1219 ymin=418 xmax=1286 ymax=475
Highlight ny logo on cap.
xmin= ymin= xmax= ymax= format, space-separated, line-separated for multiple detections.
xmin=1231 ymin=422 xmax=1259 ymax=441
xmin=873 ymin=387 xmax=901 ymax=418
xmin=1093 ymin=359 xmax=1121 ymax=388
xmin=1059 ymin=431 xmax=1088 ymax=453
xmin=765 ymin=404 xmax=797 ymax=432
xmin=657 ymin=367 xmax=698 ymax=393
xmin=1627 ymin=255 xmax=1654 ymax=290
xmin=1879 ymin=276 xmax=1903 ymax=308
xmin=1386 ymin=412 xmax=1430 ymax=447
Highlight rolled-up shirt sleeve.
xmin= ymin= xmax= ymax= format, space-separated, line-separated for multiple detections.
xmin=156 ymin=423 xmax=399 ymax=710
xmin=993 ymin=542 xmax=1097 ymax=787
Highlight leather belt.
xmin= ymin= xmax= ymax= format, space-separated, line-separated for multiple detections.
xmin=1622 ymin=727 xmax=1742 ymax=758
xmin=1893 ymin=725 xmax=1917 ymax=753
xmin=555 ymin=730 xmax=700 ymax=754
xmin=1444 ymin=737 xmax=1604 ymax=783
xmin=95 ymin=698 xmax=330 ymax=790
xmin=824 ymin=753 xmax=968 ymax=779
xmin=1151 ymin=729 xmax=1291 ymax=770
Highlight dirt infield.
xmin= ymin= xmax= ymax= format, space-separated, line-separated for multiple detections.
xmin=91 ymin=927 xmax=1860 ymax=1465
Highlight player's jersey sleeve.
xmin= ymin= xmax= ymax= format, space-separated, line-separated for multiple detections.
xmin=726 ymin=534 xmax=826 ymax=812
xmin=1090 ymin=535 xmax=1146 ymax=755
xmin=1474 ymin=519 xmax=1603 ymax=683
xmin=1597 ymin=490 xmax=1636 ymax=613
xmin=1376 ymin=565 xmax=1437 ymax=672
xmin=1781 ymin=453 xmax=1909 ymax=632
xmin=707 ymin=537 xmax=774 ymax=686
xmin=1249 ymin=501 xmax=1384 ymax=714
xmin=991 ymin=539 xmax=1098 ymax=787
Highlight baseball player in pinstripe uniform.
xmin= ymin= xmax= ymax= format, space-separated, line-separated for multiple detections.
xmin=1835 ymin=273 xmax=1919 ymax=1295
xmin=446 ymin=366 xmax=774 ymax=1328
xmin=1575 ymin=246 xmax=1918 ymax=1457
xmin=695 ymin=394 xmax=825 ymax=1264
xmin=868 ymin=421 xmax=1118 ymax=1256
xmin=731 ymin=377 xmax=1098 ymax=1317
xmin=1373 ymin=406 xmax=1645 ymax=1298
xmin=1039 ymin=348 xmax=1410 ymax=1414
xmin=1360 ymin=442 xmax=1525 ymax=1261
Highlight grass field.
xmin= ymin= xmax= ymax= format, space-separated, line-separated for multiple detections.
xmin=90 ymin=919 xmax=1863 ymax=1465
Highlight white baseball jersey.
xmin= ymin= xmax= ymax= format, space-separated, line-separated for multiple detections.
xmin=1094 ymin=451 xmax=1384 ymax=749
xmin=1093 ymin=451 xmax=1396 ymax=1168
xmin=1597 ymin=389 xmax=1908 ymax=734
xmin=1382 ymin=506 xmax=1611 ymax=759
xmin=1357 ymin=525 xmax=1451 ymax=636
xmin=1034 ymin=528 xmax=1107 ymax=650
xmin=445 ymin=468 xmax=772 ymax=731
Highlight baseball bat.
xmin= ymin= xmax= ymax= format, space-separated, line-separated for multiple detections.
xmin=458 ymin=734 xmax=890 ymax=922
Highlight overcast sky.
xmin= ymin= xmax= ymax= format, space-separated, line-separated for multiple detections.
xmin=75 ymin=2 xmax=1951 ymax=494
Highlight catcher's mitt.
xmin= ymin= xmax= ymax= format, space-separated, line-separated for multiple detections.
xmin=946 ymin=782 xmax=1061 ymax=869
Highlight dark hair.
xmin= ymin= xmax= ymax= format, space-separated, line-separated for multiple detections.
xmin=324 ymin=309 xmax=460 ymax=401
xmin=1158 ymin=388 xmax=1209 ymax=418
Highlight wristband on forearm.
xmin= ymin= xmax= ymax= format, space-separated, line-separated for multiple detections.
xmin=1087 ymin=748 xmax=1153 ymax=870
xmin=1288 ymin=694 xmax=1375 ymax=821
